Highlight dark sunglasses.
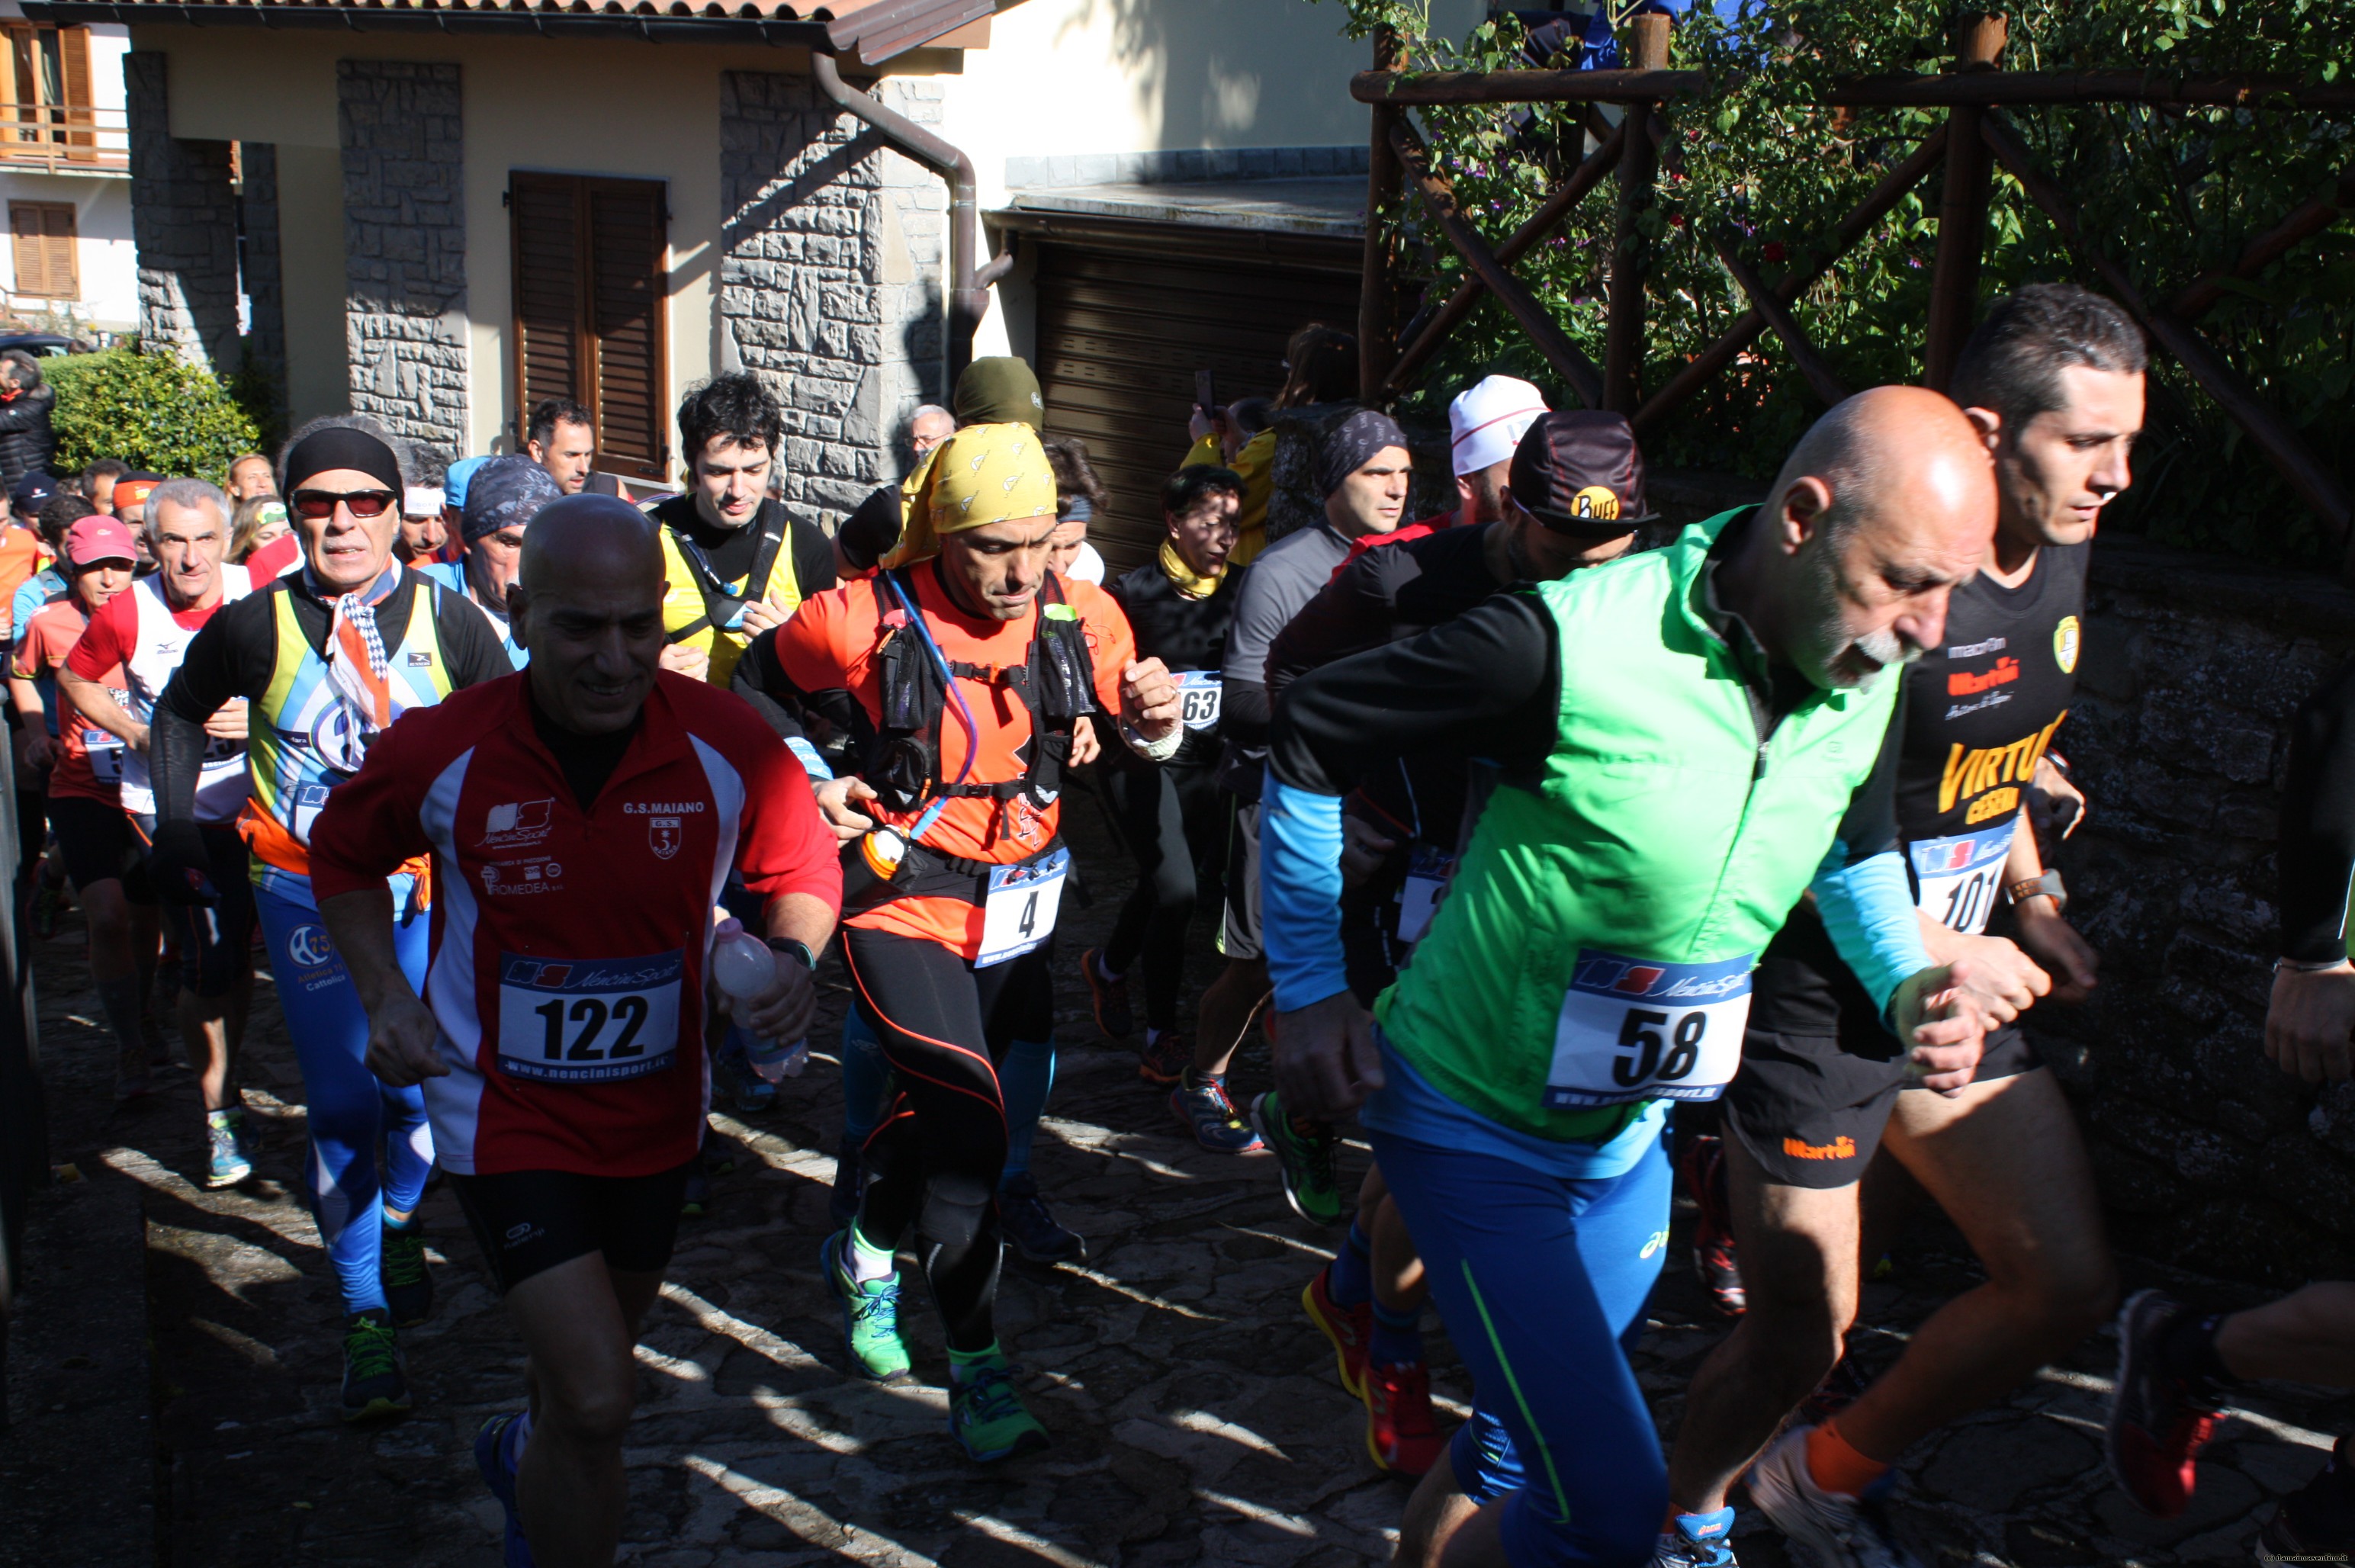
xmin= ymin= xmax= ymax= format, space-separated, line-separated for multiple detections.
xmin=291 ymin=488 xmax=398 ymax=520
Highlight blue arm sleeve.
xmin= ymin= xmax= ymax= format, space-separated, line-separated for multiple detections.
xmin=1261 ymin=776 xmax=1351 ymax=1012
xmin=1810 ymin=846 xmax=1930 ymax=1020
xmin=785 ymin=735 xmax=834 ymax=781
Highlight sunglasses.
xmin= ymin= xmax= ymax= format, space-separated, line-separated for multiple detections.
xmin=291 ymin=488 xmax=398 ymax=520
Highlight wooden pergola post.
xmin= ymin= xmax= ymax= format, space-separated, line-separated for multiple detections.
xmin=1359 ymin=25 xmax=1406 ymax=403
xmin=1602 ymin=12 xmax=1672 ymax=412
xmin=1923 ymin=11 xmax=2006 ymax=390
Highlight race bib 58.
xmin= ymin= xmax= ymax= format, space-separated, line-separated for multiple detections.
xmin=1544 ymin=949 xmax=1753 ymax=1110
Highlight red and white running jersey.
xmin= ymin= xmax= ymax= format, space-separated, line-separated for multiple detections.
xmin=308 ymin=671 xmax=841 ymax=1177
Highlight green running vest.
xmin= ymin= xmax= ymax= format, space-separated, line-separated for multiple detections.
xmin=1373 ymin=509 xmax=1903 ymax=1145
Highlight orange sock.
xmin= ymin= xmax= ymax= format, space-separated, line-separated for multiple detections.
xmin=1804 ymin=1419 xmax=1890 ymax=1499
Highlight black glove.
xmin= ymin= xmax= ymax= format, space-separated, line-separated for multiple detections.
xmin=147 ymin=818 xmax=220 ymax=906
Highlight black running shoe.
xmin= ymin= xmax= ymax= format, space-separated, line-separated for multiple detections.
xmin=381 ymin=1223 xmax=434 ymax=1328
xmin=1679 ymin=1133 xmax=1746 ymax=1317
xmin=1081 ymin=946 xmax=1133 ymax=1040
xmin=2259 ymin=1436 xmax=2355 ymax=1564
xmin=2106 ymin=1289 xmax=2224 ymax=1518
xmin=340 ymin=1309 xmax=411 ymax=1422
xmin=999 ymin=1171 xmax=1086 ymax=1265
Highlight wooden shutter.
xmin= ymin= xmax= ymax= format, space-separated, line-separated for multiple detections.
xmin=10 ymin=201 xmax=74 ymax=297
xmin=508 ymin=172 xmax=668 ymax=481
xmin=57 ymin=27 xmax=88 ymax=153
xmin=585 ymin=181 xmax=667 ymax=479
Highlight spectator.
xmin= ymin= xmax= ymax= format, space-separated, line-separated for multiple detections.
xmin=0 ymin=351 xmax=58 ymax=490
xmin=1042 ymin=435 xmax=1109 ymax=585
xmin=524 ymin=397 xmax=618 ymax=495
xmin=225 ymin=452 xmax=276 ymax=506
xmin=908 ymin=403 xmax=954 ymax=462
xmin=229 ymin=496 xmax=290 ymax=565
xmin=82 ymin=458 xmax=127 ymax=516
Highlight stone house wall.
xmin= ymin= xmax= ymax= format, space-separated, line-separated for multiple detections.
xmin=122 ymin=53 xmax=241 ymax=378
xmin=337 ymin=60 xmax=467 ymax=467
xmin=719 ymin=71 xmax=946 ymax=532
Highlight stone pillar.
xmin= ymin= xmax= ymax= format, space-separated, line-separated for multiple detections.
xmin=718 ymin=70 xmax=946 ymax=531
xmin=237 ymin=142 xmax=287 ymax=426
xmin=123 ymin=52 xmax=242 ymax=374
xmin=337 ymin=60 xmax=465 ymax=466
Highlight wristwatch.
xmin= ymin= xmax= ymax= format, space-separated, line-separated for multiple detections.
xmin=766 ymin=937 xmax=818 ymax=972
xmin=2006 ymin=870 xmax=2067 ymax=914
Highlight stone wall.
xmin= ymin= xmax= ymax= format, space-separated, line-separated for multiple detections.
xmin=337 ymin=60 xmax=466 ymax=467
xmin=2033 ymin=540 xmax=2355 ymax=1287
xmin=237 ymin=142 xmax=286 ymax=428
xmin=719 ymin=71 xmax=946 ymax=532
xmin=123 ymin=53 xmax=241 ymax=376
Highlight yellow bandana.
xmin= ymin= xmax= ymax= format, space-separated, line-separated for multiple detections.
xmin=884 ymin=423 xmax=1057 ymax=568
xmin=1158 ymin=537 xmax=1224 ymax=601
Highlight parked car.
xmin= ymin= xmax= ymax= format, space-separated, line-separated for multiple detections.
xmin=0 ymin=333 xmax=82 ymax=358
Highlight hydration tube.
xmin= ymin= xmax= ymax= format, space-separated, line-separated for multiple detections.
xmin=881 ymin=569 xmax=982 ymax=843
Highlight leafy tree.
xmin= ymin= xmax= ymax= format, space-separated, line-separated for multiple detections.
xmin=45 ymin=343 xmax=264 ymax=485
xmin=1324 ymin=0 xmax=2355 ymax=566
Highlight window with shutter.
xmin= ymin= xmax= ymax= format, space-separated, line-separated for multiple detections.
xmin=509 ymin=172 xmax=669 ymax=482
xmin=9 ymin=201 xmax=75 ymax=298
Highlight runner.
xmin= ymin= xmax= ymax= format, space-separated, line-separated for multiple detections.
xmin=145 ymin=419 xmax=514 ymax=1419
xmin=1181 ymin=410 xmax=1415 ymax=1152
xmin=1339 ymin=374 xmax=1548 ymax=573
xmin=397 ymin=480 xmax=453 ymax=566
xmin=1041 ymin=436 xmax=1110 ymax=586
xmin=57 ymin=479 xmax=257 ymax=1185
xmin=10 ymin=515 xmax=158 ymax=1096
xmin=522 ymin=397 xmax=599 ymax=494
xmin=1657 ymin=287 xmax=2145 ymax=1568
xmin=647 ymin=373 xmax=835 ymax=687
xmin=1262 ymin=387 xmax=2003 ymax=1567
xmin=1084 ymin=464 xmax=1245 ymax=1142
xmin=11 ymin=490 xmax=92 ymax=937
xmin=2103 ymin=652 xmax=2355 ymax=1557
xmin=420 ymin=455 xmax=564 ymax=667
xmin=766 ymin=421 xmax=1183 ymax=1460
xmin=1259 ymin=410 xmax=1650 ymax=1479
xmin=305 ymin=495 xmax=835 ymax=1568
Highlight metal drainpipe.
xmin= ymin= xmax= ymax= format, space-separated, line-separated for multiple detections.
xmin=810 ymin=50 xmax=994 ymax=387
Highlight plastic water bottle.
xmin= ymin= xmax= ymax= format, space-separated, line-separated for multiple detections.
xmin=710 ymin=917 xmax=807 ymax=1081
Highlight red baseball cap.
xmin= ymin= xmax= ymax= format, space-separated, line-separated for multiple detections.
xmin=65 ymin=516 xmax=139 ymax=567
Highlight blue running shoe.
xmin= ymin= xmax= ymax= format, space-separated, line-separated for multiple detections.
xmin=474 ymin=1410 xmax=535 ymax=1567
xmin=1650 ymin=1507 xmax=1740 ymax=1566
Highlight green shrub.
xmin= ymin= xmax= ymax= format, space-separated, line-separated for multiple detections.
xmin=1322 ymin=0 xmax=2355 ymax=568
xmin=46 ymin=342 xmax=264 ymax=485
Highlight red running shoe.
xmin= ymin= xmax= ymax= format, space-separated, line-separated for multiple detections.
xmin=1302 ymin=1262 xmax=1370 ymax=1399
xmin=1679 ymin=1133 xmax=1746 ymax=1317
xmin=2106 ymin=1289 xmax=2224 ymax=1518
xmin=1364 ymin=1359 xmax=1443 ymax=1476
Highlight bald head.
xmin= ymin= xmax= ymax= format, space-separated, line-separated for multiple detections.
xmin=513 ymin=495 xmax=669 ymax=734
xmin=1733 ymin=386 xmax=1996 ymax=691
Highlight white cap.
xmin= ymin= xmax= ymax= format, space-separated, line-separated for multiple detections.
xmin=1448 ymin=375 xmax=1549 ymax=477
xmin=404 ymin=487 xmax=446 ymax=518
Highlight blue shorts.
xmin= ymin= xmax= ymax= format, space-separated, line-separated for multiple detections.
xmin=1373 ymin=1123 xmax=1672 ymax=1567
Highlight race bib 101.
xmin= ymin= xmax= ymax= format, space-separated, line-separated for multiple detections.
xmin=975 ymin=849 xmax=1069 ymax=969
xmin=496 ymin=949 xmax=683 ymax=1084
xmin=1910 ymin=818 xmax=2017 ymax=936
xmin=1543 ymin=949 xmax=1753 ymax=1110
xmin=1175 ymin=670 xmax=1222 ymax=733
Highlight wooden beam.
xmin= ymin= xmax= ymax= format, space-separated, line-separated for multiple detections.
xmin=1980 ymin=113 xmax=2355 ymax=561
xmin=1358 ymin=25 xmax=1406 ymax=402
xmin=1923 ymin=12 xmax=2006 ymax=390
xmin=2167 ymin=165 xmax=2355 ymax=323
xmin=1383 ymin=120 xmax=1627 ymax=397
xmin=1714 ymin=235 xmax=1850 ymax=406
xmin=1351 ymin=66 xmax=1705 ymax=107
xmin=1634 ymin=127 xmax=1947 ymax=434
xmin=1389 ymin=119 xmax=1604 ymax=408
xmin=1830 ymin=70 xmax=2355 ymax=111
xmin=1602 ymin=13 xmax=1672 ymax=413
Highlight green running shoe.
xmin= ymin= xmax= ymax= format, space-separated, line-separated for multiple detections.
xmin=821 ymin=1230 xmax=911 ymax=1384
xmin=381 ymin=1223 xmax=434 ymax=1328
xmin=1251 ymin=1090 xmax=1342 ymax=1226
xmin=948 ymin=1351 xmax=1050 ymax=1464
xmin=339 ymin=1309 xmax=411 ymax=1422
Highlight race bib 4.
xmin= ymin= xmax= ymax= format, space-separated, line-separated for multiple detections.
xmin=1544 ymin=949 xmax=1753 ymax=1110
xmin=496 ymin=949 xmax=684 ymax=1083
xmin=975 ymin=848 xmax=1069 ymax=969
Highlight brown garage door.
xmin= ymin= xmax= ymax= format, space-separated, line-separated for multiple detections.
xmin=1031 ymin=237 xmax=1362 ymax=575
